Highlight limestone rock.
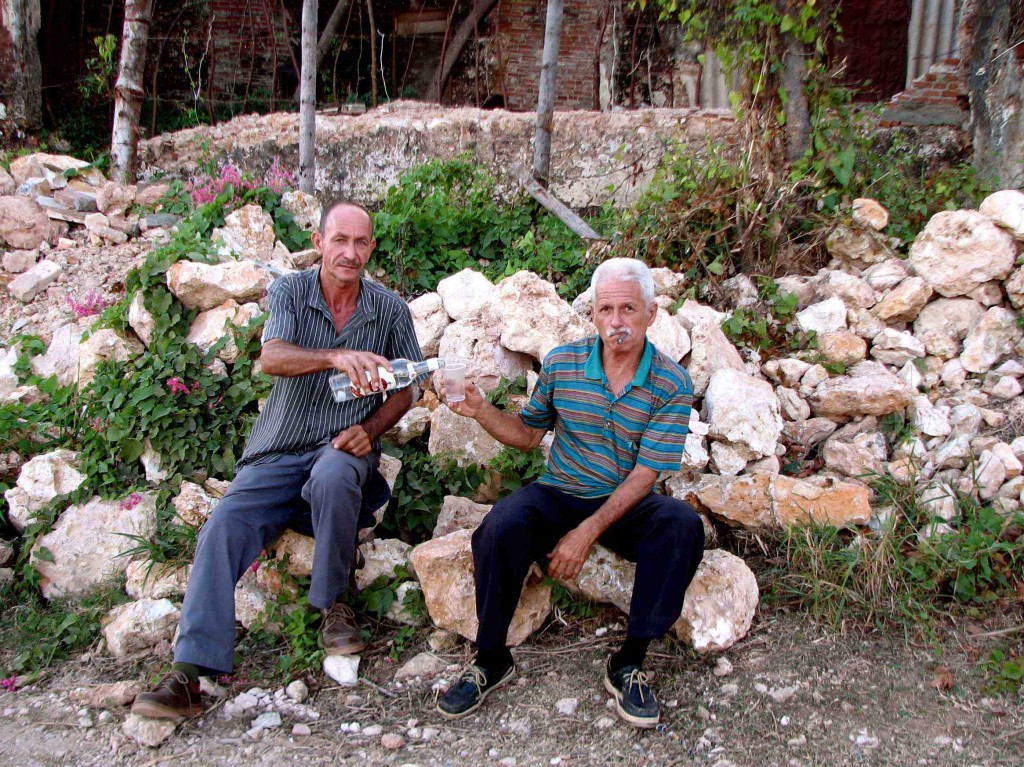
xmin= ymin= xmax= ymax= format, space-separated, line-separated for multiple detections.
xmin=684 ymin=320 xmax=745 ymax=397
xmin=562 ymin=544 xmax=636 ymax=613
xmin=10 ymin=153 xmax=105 ymax=188
xmin=123 ymin=713 xmax=177 ymax=746
xmin=1005 ymin=266 xmax=1024 ymax=311
xmin=0 ymin=195 xmax=53 ymax=249
xmin=4 ymin=449 xmax=87 ymax=532
xmin=166 ymin=259 xmax=271 ymax=310
xmin=710 ymin=441 xmax=753 ymax=476
xmin=8 ymin=259 xmax=61 ymax=302
xmin=776 ymin=387 xmax=810 ymax=422
xmin=355 ymin=538 xmax=411 ymax=590
xmin=281 ymin=190 xmax=322 ymax=231
xmin=408 ymin=293 xmax=450 ymax=357
xmin=387 ymin=581 xmax=426 ymax=625
xmin=763 ymin=357 xmax=811 ymax=388
xmin=438 ymin=317 xmax=533 ymax=393
xmin=975 ymin=450 xmax=1007 ymax=500
xmin=815 ymin=270 xmax=876 ymax=310
xmin=960 ymin=307 xmax=1022 ymax=374
xmin=103 ymin=598 xmax=180 ymax=657
xmin=871 ymin=277 xmax=933 ymax=323
xmin=436 ymin=268 xmax=495 ymax=321
xmin=433 ymin=495 xmax=492 ymax=538
xmin=0 ymin=166 xmax=14 ymax=195
xmin=913 ymin=298 xmax=986 ymax=358
xmin=2 ymin=248 xmax=39 ymax=274
xmin=979 ymin=189 xmax=1024 ymax=239
xmin=847 ymin=307 xmax=886 ymax=340
xmin=675 ymin=299 xmax=727 ymax=330
xmin=650 ymin=267 xmax=688 ymax=298
xmin=319 ymin=653 xmax=360 ymax=687
xmin=908 ymin=210 xmax=1016 ymax=297
xmin=78 ymin=329 xmax=144 ymax=386
xmin=673 ymin=549 xmax=759 ymax=654
xmin=796 ymin=297 xmax=847 ymax=335
xmin=910 ymin=396 xmax=952 ymax=438
xmin=703 ymin=369 xmax=782 ymax=458
xmin=32 ymin=493 xmax=158 ymax=599
xmin=851 ymin=198 xmax=889 ymax=231
xmin=125 ymin=560 xmax=191 ymax=599
xmin=693 ymin=472 xmax=871 ymax=529
xmin=271 ymin=530 xmax=315 ymax=576
xmin=128 ymin=292 xmax=156 ymax=346
xmin=428 ymin=404 xmax=503 ymax=466
xmin=681 ymin=433 xmax=710 ymax=473
xmin=385 ymin=406 xmax=431 ymax=445
xmin=774 ymin=275 xmax=820 ymax=309
xmin=823 ymin=432 xmax=887 ymax=478
xmin=870 ymin=328 xmax=926 ymax=367
xmin=395 ymin=651 xmax=448 ymax=682
xmin=808 ymin=361 xmax=915 ymax=419
xmin=498 ymin=271 xmax=595 ymax=362
xmin=185 ymin=300 xmax=263 ymax=363
xmin=781 ymin=418 xmax=838 ymax=456
xmin=409 ymin=529 xmax=551 ymax=646
xmin=919 ymin=482 xmax=957 ymax=522
xmin=862 ymin=259 xmax=909 ymax=291
xmin=818 ymin=331 xmax=867 ymax=365
xmin=96 ymin=182 xmax=136 ymax=215
xmin=647 ymin=307 xmax=691 ymax=363
xmin=172 ymin=481 xmax=217 ymax=527
xmin=213 ymin=204 xmax=277 ymax=261
xmin=69 ymin=681 xmax=143 ymax=709
xmin=825 ymin=224 xmax=891 ymax=266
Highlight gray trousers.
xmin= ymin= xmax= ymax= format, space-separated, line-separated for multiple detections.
xmin=173 ymin=444 xmax=377 ymax=674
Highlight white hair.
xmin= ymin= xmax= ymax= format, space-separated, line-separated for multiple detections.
xmin=590 ymin=258 xmax=656 ymax=306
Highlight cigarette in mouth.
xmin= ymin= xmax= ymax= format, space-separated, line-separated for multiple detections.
xmin=609 ymin=328 xmax=631 ymax=345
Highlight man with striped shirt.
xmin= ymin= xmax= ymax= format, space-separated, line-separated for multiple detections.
xmin=133 ymin=201 xmax=423 ymax=720
xmin=437 ymin=258 xmax=705 ymax=728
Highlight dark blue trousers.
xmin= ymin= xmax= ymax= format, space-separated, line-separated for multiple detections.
xmin=173 ymin=445 xmax=377 ymax=674
xmin=472 ymin=482 xmax=705 ymax=649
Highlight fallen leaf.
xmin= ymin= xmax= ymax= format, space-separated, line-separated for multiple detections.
xmin=930 ymin=666 xmax=954 ymax=692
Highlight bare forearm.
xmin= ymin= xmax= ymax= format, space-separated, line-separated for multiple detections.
xmin=577 ymin=466 xmax=660 ymax=540
xmin=474 ymin=398 xmax=546 ymax=451
xmin=360 ymin=387 xmax=414 ymax=442
xmin=260 ymin=341 xmax=339 ymax=377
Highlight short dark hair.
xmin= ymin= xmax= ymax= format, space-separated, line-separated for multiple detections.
xmin=319 ymin=200 xmax=374 ymax=238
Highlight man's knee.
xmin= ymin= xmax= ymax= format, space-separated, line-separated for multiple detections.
xmin=649 ymin=498 xmax=706 ymax=552
xmin=307 ymin=451 xmax=363 ymax=495
xmin=472 ymin=490 xmax=535 ymax=552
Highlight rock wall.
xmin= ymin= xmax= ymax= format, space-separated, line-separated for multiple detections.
xmin=140 ymin=101 xmax=738 ymax=208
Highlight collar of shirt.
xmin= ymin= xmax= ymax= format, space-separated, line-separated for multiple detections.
xmin=305 ymin=268 xmax=376 ymax=341
xmin=583 ymin=337 xmax=655 ymax=396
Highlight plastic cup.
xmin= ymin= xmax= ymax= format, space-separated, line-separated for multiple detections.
xmin=442 ymin=363 xmax=467 ymax=403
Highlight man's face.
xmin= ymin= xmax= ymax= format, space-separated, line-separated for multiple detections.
xmin=593 ymin=278 xmax=656 ymax=354
xmin=312 ymin=205 xmax=376 ymax=290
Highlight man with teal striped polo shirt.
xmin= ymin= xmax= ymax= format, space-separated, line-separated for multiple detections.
xmin=437 ymin=258 xmax=705 ymax=728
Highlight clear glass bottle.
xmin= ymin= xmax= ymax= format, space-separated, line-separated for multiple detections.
xmin=328 ymin=357 xmax=446 ymax=403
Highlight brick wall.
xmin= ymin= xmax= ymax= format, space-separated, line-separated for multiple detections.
xmin=494 ymin=0 xmax=605 ymax=111
xmin=207 ymin=0 xmax=288 ymax=108
xmin=881 ymin=57 xmax=967 ymax=127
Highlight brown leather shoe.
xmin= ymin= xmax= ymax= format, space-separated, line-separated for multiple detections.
xmin=322 ymin=602 xmax=365 ymax=655
xmin=131 ymin=670 xmax=203 ymax=720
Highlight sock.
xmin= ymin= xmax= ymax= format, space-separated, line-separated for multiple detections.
xmin=475 ymin=647 xmax=513 ymax=675
xmin=610 ymin=637 xmax=651 ymax=672
xmin=172 ymin=662 xmax=200 ymax=683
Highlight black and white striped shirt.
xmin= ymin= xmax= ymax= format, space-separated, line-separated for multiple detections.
xmin=238 ymin=268 xmax=423 ymax=467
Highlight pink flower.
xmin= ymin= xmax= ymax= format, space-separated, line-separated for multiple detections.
xmin=67 ymin=292 xmax=113 ymax=318
xmin=249 ymin=559 xmax=260 ymax=573
xmin=167 ymin=377 xmax=191 ymax=395
xmin=119 ymin=493 xmax=143 ymax=511
xmin=265 ymin=157 xmax=296 ymax=193
xmin=1 ymin=676 xmax=17 ymax=693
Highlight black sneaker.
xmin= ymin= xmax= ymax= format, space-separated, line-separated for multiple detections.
xmin=604 ymin=661 xmax=659 ymax=728
xmin=436 ymin=663 xmax=516 ymax=719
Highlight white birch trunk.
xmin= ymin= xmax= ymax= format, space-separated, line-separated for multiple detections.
xmin=110 ymin=0 xmax=155 ymax=184
xmin=299 ymin=0 xmax=319 ymax=194
xmin=532 ymin=0 xmax=564 ymax=187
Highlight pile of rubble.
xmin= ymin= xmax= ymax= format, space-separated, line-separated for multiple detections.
xmin=3 ymin=174 xmax=1024 ymax=723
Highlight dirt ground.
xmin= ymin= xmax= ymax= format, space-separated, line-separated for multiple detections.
xmin=0 ymin=605 xmax=1021 ymax=767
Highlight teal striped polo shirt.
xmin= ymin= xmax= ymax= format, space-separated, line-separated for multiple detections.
xmin=519 ymin=336 xmax=693 ymax=499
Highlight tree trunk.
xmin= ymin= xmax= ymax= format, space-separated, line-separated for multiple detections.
xmin=299 ymin=0 xmax=318 ymax=194
xmin=317 ymin=0 xmax=352 ymax=67
xmin=781 ymin=30 xmax=811 ymax=163
xmin=963 ymin=0 xmax=1023 ymax=187
xmin=366 ymin=0 xmax=378 ymax=107
xmin=532 ymin=0 xmax=564 ymax=187
xmin=110 ymin=0 xmax=155 ymax=184
xmin=428 ymin=0 xmax=498 ymax=102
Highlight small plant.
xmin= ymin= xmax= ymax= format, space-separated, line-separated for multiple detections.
xmin=550 ymin=582 xmax=596 ymax=619
xmin=983 ymin=645 xmax=1024 ymax=696
xmin=720 ymin=279 xmax=813 ymax=356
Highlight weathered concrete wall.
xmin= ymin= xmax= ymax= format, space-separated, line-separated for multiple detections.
xmin=140 ymin=100 xmax=738 ymax=209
